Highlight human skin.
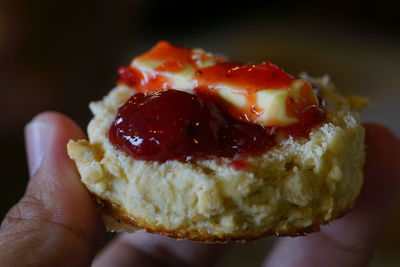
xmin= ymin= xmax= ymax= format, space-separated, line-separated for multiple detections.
xmin=0 ymin=112 xmax=399 ymax=267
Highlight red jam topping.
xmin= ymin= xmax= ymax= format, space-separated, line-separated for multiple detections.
xmin=118 ymin=66 xmax=170 ymax=92
xmin=109 ymin=90 xmax=275 ymax=162
xmin=229 ymin=160 xmax=250 ymax=171
xmin=197 ymin=62 xmax=294 ymax=91
xmin=118 ymin=41 xmax=321 ymax=127
xmin=111 ymin=41 xmax=324 ymax=162
xmin=138 ymin=41 xmax=194 ymax=70
xmin=118 ymin=41 xmax=217 ymax=92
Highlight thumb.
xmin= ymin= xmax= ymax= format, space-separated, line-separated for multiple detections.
xmin=0 ymin=112 xmax=103 ymax=267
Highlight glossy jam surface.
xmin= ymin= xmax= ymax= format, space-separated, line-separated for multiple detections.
xmin=109 ymin=90 xmax=275 ymax=162
xmin=197 ymin=62 xmax=294 ymax=92
xmin=118 ymin=41 xmax=322 ymax=128
xmin=118 ymin=66 xmax=170 ymax=92
xmin=112 ymin=41 xmax=325 ymax=162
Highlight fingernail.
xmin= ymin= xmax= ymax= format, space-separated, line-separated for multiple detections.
xmin=25 ymin=118 xmax=52 ymax=177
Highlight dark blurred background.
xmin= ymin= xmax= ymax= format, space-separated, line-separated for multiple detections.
xmin=1 ymin=0 xmax=399 ymax=266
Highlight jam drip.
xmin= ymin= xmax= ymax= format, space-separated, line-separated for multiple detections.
xmin=109 ymin=90 xmax=275 ymax=162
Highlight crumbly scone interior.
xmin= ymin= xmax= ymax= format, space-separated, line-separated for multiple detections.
xmin=67 ymin=75 xmax=365 ymax=239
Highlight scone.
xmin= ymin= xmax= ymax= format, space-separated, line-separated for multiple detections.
xmin=67 ymin=41 xmax=366 ymax=242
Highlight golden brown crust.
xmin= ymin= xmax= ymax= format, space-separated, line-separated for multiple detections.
xmin=97 ymin=195 xmax=357 ymax=243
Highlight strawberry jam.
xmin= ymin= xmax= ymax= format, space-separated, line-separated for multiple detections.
xmin=118 ymin=41 xmax=322 ymax=127
xmin=111 ymin=41 xmax=325 ymax=162
xmin=109 ymin=90 xmax=275 ymax=162
xmin=197 ymin=62 xmax=294 ymax=92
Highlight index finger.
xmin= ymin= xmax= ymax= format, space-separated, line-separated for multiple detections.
xmin=0 ymin=112 xmax=104 ymax=266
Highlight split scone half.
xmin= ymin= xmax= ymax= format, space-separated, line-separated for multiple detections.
xmin=67 ymin=41 xmax=366 ymax=242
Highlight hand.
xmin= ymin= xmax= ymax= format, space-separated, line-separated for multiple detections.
xmin=0 ymin=112 xmax=399 ymax=267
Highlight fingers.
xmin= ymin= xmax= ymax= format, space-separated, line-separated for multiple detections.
xmin=93 ymin=231 xmax=225 ymax=267
xmin=263 ymin=123 xmax=400 ymax=267
xmin=0 ymin=112 xmax=104 ymax=267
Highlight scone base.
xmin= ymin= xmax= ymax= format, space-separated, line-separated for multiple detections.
xmin=98 ymin=196 xmax=356 ymax=243
xmin=68 ymin=77 xmax=365 ymax=244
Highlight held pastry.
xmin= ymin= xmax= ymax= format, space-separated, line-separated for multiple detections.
xmin=67 ymin=41 xmax=366 ymax=242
